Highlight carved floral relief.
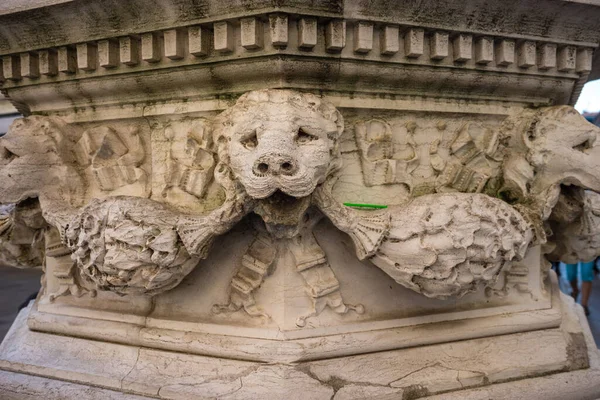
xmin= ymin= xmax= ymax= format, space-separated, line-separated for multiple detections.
xmin=1 ymin=90 xmax=600 ymax=326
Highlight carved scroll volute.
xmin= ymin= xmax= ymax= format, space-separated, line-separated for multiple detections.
xmin=162 ymin=119 xmax=216 ymax=202
xmin=435 ymin=122 xmax=501 ymax=194
xmin=73 ymin=126 xmax=149 ymax=197
xmin=355 ymin=119 xmax=418 ymax=188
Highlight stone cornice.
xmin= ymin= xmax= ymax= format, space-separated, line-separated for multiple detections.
xmin=1 ymin=0 xmax=600 ymax=53
xmin=0 ymin=13 xmax=594 ymax=86
xmin=0 ymin=12 xmax=595 ymax=114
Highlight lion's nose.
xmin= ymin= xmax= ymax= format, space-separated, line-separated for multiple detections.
xmin=253 ymin=154 xmax=298 ymax=176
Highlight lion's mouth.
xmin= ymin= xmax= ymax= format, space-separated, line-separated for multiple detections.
xmin=253 ymin=190 xmax=311 ymax=227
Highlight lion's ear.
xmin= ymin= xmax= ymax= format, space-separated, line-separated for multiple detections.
xmin=332 ymin=108 xmax=344 ymax=137
xmin=541 ymin=105 xmax=579 ymax=120
xmin=318 ymin=102 xmax=344 ymax=139
xmin=501 ymin=154 xmax=535 ymax=201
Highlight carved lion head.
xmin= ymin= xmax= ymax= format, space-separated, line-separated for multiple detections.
xmin=0 ymin=116 xmax=83 ymax=206
xmin=502 ymin=106 xmax=600 ymax=208
xmin=212 ymin=90 xmax=344 ymax=200
xmin=1 ymin=116 xmax=79 ymax=164
xmin=501 ymin=106 xmax=600 ymax=262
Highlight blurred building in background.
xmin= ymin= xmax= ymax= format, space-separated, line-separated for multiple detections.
xmin=584 ymin=111 xmax=600 ymax=127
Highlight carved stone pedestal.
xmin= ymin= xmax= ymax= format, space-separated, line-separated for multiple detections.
xmin=1 ymin=273 xmax=599 ymax=400
xmin=1 ymin=1 xmax=600 ymax=399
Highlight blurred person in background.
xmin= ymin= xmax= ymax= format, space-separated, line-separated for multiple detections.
xmin=564 ymin=259 xmax=596 ymax=316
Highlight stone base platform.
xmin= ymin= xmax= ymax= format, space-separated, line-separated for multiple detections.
xmin=1 ymin=289 xmax=600 ymax=400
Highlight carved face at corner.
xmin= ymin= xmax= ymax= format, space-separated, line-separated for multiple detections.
xmin=504 ymin=106 xmax=600 ymax=199
xmin=212 ymin=90 xmax=344 ymax=200
xmin=0 ymin=116 xmax=83 ymax=205
xmin=501 ymin=106 xmax=600 ymax=262
xmin=1 ymin=116 xmax=78 ymax=162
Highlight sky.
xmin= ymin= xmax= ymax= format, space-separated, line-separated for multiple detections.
xmin=575 ymin=79 xmax=600 ymax=114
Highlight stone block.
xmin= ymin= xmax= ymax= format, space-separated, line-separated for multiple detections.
xmin=380 ymin=25 xmax=399 ymax=55
xmin=120 ymin=36 xmax=140 ymax=66
xmin=354 ymin=21 xmax=373 ymax=53
xmin=141 ymin=32 xmax=161 ymax=62
xmin=241 ymin=17 xmax=263 ymax=50
xmin=269 ymin=14 xmax=288 ymax=47
xmin=20 ymin=52 xmax=39 ymax=78
xmin=404 ymin=28 xmax=424 ymax=58
xmin=298 ymin=18 xmax=317 ymax=49
xmin=39 ymin=49 xmax=58 ymax=76
xmin=76 ymin=42 xmax=97 ymax=71
xmin=430 ymin=31 xmax=449 ymax=60
xmin=214 ymin=21 xmax=234 ymax=53
xmin=475 ymin=36 xmax=493 ymax=64
xmin=326 ymin=20 xmax=346 ymax=51
xmin=98 ymin=39 xmax=119 ymax=68
xmin=518 ymin=41 xmax=536 ymax=68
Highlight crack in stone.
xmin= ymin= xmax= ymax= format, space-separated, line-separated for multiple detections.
xmin=388 ymin=362 xmax=444 ymax=386
xmin=157 ymin=376 xmax=244 ymax=398
xmin=295 ymin=364 xmax=392 ymax=400
xmin=119 ymin=347 xmax=141 ymax=391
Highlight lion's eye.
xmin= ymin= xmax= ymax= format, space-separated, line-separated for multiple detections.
xmin=241 ymin=131 xmax=258 ymax=149
xmin=296 ymin=128 xmax=317 ymax=144
xmin=573 ymin=137 xmax=595 ymax=153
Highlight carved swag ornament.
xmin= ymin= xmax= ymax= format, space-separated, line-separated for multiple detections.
xmin=2 ymin=90 xmax=600 ymax=326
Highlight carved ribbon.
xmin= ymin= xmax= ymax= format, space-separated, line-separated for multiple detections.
xmin=214 ymin=221 xmax=363 ymax=327
xmin=288 ymin=231 xmax=364 ymax=327
xmin=212 ymin=233 xmax=276 ymax=318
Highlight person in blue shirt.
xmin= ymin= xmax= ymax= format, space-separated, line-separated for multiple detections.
xmin=564 ymin=259 xmax=596 ymax=316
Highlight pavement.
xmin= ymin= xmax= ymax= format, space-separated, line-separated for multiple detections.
xmin=1 ymin=266 xmax=600 ymax=346
xmin=0 ymin=265 xmax=42 ymax=342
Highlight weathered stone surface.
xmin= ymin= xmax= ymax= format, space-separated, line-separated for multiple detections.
xmin=1 ymin=0 xmax=600 ymax=397
xmin=5 ymin=91 xmax=599 ymax=301
xmin=547 ymin=189 xmax=600 ymax=263
xmin=1 ymin=291 xmax=598 ymax=399
xmin=1 ymin=88 xmax=599 ymax=362
xmin=333 ymin=385 xmax=404 ymax=400
xmin=0 ymin=201 xmax=44 ymax=268
xmin=0 ymin=2 xmax=597 ymax=113
xmin=0 ymin=370 xmax=152 ymax=400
